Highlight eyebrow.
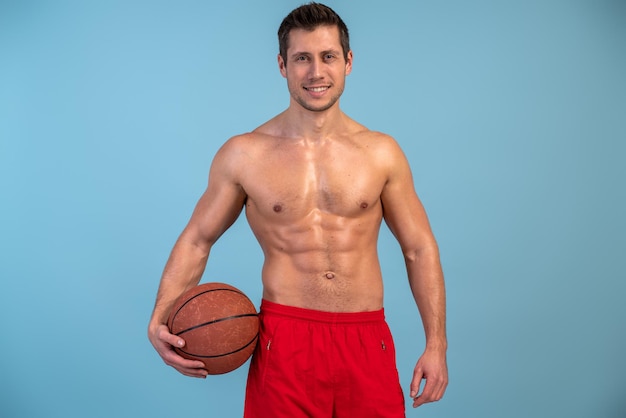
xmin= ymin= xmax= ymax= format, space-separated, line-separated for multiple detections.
xmin=290 ymin=49 xmax=341 ymax=59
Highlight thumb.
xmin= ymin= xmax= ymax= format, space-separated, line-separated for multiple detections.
xmin=157 ymin=324 xmax=185 ymax=348
xmin=410 ymin=369 xmax=424 ymax=398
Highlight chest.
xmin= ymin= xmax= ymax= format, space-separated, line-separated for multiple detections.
xmin=240 ymin=141 xmax=386 ymax=218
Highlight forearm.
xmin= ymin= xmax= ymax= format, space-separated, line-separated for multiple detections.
xmin=406 ymin=244 xmax=447 ymax=351
xmin=405 ymin=243 xmax=449 ymax=407
xmin=149 ymin=235 xmax=211 ymax=330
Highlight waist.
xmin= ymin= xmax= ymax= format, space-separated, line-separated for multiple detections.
xmin=260 ymin=299 xmax=385 ymax=324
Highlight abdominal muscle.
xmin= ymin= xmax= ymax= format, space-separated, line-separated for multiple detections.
xmin=247 ymin=206 xmax=385 ymax=313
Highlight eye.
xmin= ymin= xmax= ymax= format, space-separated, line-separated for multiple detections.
xmin=295 ymin=55 xmax=308 ymax=62
xmin=324 ymin=54 xmax=336 ymax=61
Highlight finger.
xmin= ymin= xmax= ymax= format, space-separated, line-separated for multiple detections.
xmin=412 ymin=382 xmax=432 ymax=407
xmin=178 ymin=365 xmax=209 ymax=378
xmin=155 ymin=326 xmax=207 ymax=371
xmin=157 ymin=325 xmax=186 ymax=349
xmin=161 ymin=349 xmax=208 ymax=377
xmin=410 ymin=370 xmax=424 ymax=399
xmin=412 ymin=378 xmax=431 ymax=408
xmin=160 ymin=343 xmax=207 ymax=370
xmin=412 ymin=377 xmax=446 ymax=408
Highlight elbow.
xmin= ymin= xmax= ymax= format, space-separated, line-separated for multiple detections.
xmin=403 ymin=248 xmax=420 ymax=264
xmin=178 ymin=228 xmax=215 ymax=257
xmin=402 ymin=241 xmax=440 ymax=265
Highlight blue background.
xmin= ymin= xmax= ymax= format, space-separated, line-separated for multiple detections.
xmin=1 ymin=0 xmax=624 ymax=417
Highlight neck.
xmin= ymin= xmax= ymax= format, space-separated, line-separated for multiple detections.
xmin=281 ymin=100 xmax=347 ymax=140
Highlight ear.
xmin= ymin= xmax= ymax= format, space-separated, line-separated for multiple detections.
xmin=278 ymin=54 xmax=287 ymax=78
xmin=345 ymin=50 xmax=353 ymax=75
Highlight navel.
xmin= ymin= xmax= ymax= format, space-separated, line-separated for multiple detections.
xmin=325 ymin=272 xmax=335 ymax=280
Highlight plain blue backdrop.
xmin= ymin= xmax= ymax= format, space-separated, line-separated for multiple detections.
xmin=1 ymin=0 xmax=624 ymax=417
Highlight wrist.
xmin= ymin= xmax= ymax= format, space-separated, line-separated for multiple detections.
xmin=424 ymin=338 xmax=447 ymax=353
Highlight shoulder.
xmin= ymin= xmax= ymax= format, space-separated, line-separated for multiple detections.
xmin=354 ymin=127 xmax=407 ymax=164
xmin=343 ymin=115 xmax=400 ymax=148
xmin=210 ymin=130 xmax=280 ymax=177
xmin=218 ymin=131 xmax=258 ymax=151
xmin=360 ymin=129 xmax=398 ymax=147
xmin=214 ymin=131 xmax=271 ymax=159
xmin=208 ymin=133 xmax=255 ymax=179
xmin=347 ymin=126 xmax=414 ymax=188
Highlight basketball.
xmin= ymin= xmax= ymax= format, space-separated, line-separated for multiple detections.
xmin=167 ymin=282 xmax=259 ymax=375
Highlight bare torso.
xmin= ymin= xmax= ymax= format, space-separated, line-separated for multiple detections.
xmin=229 ymin=114 xmax=394 ymax=312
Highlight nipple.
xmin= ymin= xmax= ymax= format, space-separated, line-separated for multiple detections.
xmin=273 ymin=204 xmax=283 ymax=213
xmin=325 ymin=272 xmax=335 ymax=280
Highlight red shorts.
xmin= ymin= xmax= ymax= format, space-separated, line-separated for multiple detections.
xmin=244 ymin=300 xmax=405 ymax=418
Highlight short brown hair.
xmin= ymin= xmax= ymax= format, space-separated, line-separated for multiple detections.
xmin=278 ymin=2 xmax=350 ymax=64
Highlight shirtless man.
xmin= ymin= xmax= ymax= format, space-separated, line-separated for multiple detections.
xmin=148 ymin=3 xmax=447 ymax=417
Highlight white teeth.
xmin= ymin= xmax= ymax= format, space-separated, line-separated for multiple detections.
xmin=307 ymin=87 xmax=328 ymax=92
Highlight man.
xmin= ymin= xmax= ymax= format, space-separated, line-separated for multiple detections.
xmin=148 ymin=3 xmax=447 ymax=417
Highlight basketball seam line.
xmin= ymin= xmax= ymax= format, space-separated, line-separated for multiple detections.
xmin=174 ymin=313 xmax=258 ymax=336
xmin=177 ymin=333 xmax=259 ymax=359
xmin=172 ymin=287 xmax=248 ymax=320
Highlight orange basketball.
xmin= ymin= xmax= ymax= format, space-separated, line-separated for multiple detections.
xmin=167 ymin=282 xmax=259 ymax=375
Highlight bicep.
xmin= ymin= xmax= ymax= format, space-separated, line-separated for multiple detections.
xmin=381 ymin=148 xmax=437 ymax=253
xmin=184 ymin=183 xmax=245 ymax=248
xmin=181 ymin=144 xmax=247 ymax=251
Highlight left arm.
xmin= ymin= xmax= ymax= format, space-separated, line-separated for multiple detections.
xmin=380 ymin=138 xmax=448 ymax=408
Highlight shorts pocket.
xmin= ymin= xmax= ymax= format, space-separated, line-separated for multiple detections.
xmin=376 ymin=327 xmax=404 ymax=402
xmin=250 ymin=313 xmax=277 ymax=394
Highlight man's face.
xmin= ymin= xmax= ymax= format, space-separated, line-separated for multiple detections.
xmin=278 ymin=25 xmax=353 ymax=112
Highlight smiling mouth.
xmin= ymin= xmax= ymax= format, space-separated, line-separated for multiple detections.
xmin=304 ymin=86 xmax=329 ymax=92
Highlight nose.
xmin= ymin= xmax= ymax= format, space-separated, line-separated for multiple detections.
xmin=309 ymin=57 xmax=323 ymax=80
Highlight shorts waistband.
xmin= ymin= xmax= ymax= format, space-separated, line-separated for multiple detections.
xmin=260 ymin=299 xmax=385 ymax=324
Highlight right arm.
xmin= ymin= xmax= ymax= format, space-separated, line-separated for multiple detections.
xmin=147 ymin=138 xmax=248 ymax=377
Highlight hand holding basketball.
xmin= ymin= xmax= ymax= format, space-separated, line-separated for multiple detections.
xmin=148 ymin=323 xmax=208 ymax=378
xmin=150 ymin=282 xmax=259 ymax=377
xmin=167 ymin=282 xmax=259 ymax=375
